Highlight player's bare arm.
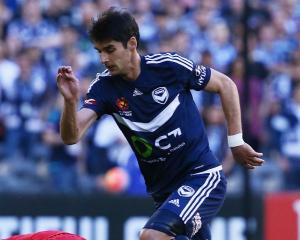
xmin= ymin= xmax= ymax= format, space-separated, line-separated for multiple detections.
xmin=56 ymin=66 xmax=97 ymax=144
xmin=204 ymin=68 xmax=264 ymax=169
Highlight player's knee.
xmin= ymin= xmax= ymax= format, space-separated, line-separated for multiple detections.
xmin=139 ymin=228 xmax=171 ymax=240
xmin=139 ymin=229 xmax=157 ymax=240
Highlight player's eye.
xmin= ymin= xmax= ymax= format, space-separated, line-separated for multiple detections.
xmin=106 ymin=48 xmax=115 ymax=53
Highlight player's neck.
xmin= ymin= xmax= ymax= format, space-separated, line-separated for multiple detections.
xmin=121 ymin=52 xmax=141 ymax=81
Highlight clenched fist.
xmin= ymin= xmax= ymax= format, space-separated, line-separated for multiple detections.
xmin=56 ymin=66 xmax=80 ymax=103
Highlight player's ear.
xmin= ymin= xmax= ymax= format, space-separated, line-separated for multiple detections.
xmin=127 ymin=37 xmax=137 ymax=50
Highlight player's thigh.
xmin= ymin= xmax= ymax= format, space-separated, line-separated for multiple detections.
xmin=143 ymin=208 xmax=186 ymax=238
xmin=191 ymin=224 xmax=211 ymax=240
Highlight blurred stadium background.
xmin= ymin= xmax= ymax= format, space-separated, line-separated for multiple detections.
xmin=0 ymin=0 xmax=300 ymax=239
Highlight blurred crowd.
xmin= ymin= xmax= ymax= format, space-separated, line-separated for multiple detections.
xmin=0 ymin=0 xmax=299 ymax=195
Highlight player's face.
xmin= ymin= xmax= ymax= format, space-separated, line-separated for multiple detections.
xmin=94 ymin=40 xmax=132 ymax=76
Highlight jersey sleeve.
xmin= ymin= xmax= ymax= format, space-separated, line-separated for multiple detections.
xmin=81 ymin=73 xmax=108 ymax=118
xmin=172 ymin=54 xmax=211 ymax=90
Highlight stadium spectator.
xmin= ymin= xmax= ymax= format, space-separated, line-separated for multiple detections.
xmin=43 ymin=94 xmax=81 ymax=193
xmin=280 ymin=83 xmax=300 ymax=190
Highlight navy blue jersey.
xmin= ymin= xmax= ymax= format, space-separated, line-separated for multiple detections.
xmin=82 ymin=52 xmax=220 ymax=195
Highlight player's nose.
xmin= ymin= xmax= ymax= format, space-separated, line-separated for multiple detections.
xmin=100 ymin=53 xmax=109 ymax=64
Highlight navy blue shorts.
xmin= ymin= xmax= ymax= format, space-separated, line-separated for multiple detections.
xmin=144 ymin=166 xmax=226 ymax=239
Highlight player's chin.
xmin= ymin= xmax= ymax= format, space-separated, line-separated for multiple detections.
xmin=107 ymin=65 xmax=117 ymax=73
xmin=108 ymin=69 xmax=118 ymax=76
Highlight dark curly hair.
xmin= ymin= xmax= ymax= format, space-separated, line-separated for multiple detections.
xmin=89 ymin=7 xmax=140 ymax=48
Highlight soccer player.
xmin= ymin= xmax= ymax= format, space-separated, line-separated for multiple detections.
xmin=56 ymin=7 xmax=264 ymax=240
xmin=5 ymin=230 xmax=85 ymax=240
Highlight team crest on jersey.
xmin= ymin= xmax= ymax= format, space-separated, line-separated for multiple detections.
xmin=152 ymin=87 xmax=169 ymax=104
xmin=178 ymin=185 xmax=195 ymax=197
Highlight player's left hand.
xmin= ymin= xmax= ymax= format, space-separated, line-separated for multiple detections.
xmin=230 ymin=143 xmax=264 ymax=169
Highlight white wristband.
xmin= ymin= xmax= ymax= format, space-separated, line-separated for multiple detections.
xmin=228 ymin=133 xmax=245 ymax=148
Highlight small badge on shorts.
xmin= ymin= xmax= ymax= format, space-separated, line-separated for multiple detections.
xmin=177 ymin=185 xmax=195 ymax=197
xmin=192 ymin=212 xmax=202 ymax=237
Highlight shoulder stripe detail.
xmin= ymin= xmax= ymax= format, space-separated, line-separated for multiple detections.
xmin=146 ymin=58 xmax=193 ymax=71
xmin=145 ymin=54 xmax=193 ymax=71
xmin=113 ymin=94 xmax=180 ymax=132
xmin=145 ymin=53 xmax=193 ymax=66
xmin=87 ymin=73 xmax=102 ymax=93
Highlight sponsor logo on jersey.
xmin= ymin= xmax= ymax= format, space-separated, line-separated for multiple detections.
xmin=195 ymin=65 xmax=207 ymax=86
xmin=131 ymin=135 xmax=153 ymax=158
xmin=133 ymin=88 xmax=143 ymax=96
xmin=140 ymin=157 xmax=166 ymax=163
xmin=191 ymin=212 xmax=202 ymax=237
xmin=84 ymin=98 xmax=97 ymax=105
xmin=116 ymin=97 xmax=129 ymax=111
xmin=178 ymin=185 xmax=195 ymax=197
xmin=152 ymin=87 xmax=169 ymax=104
xmin=169 ymin=142 xmax=186 ymax=152
xmin=169 ymin=199 xmax=180 ymax=207
xmin=155 ymin=127 xmax=182 ymax=150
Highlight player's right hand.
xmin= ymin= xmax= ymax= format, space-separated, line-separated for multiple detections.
xmin=56 ymin=66 xmax=80 ymax=103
